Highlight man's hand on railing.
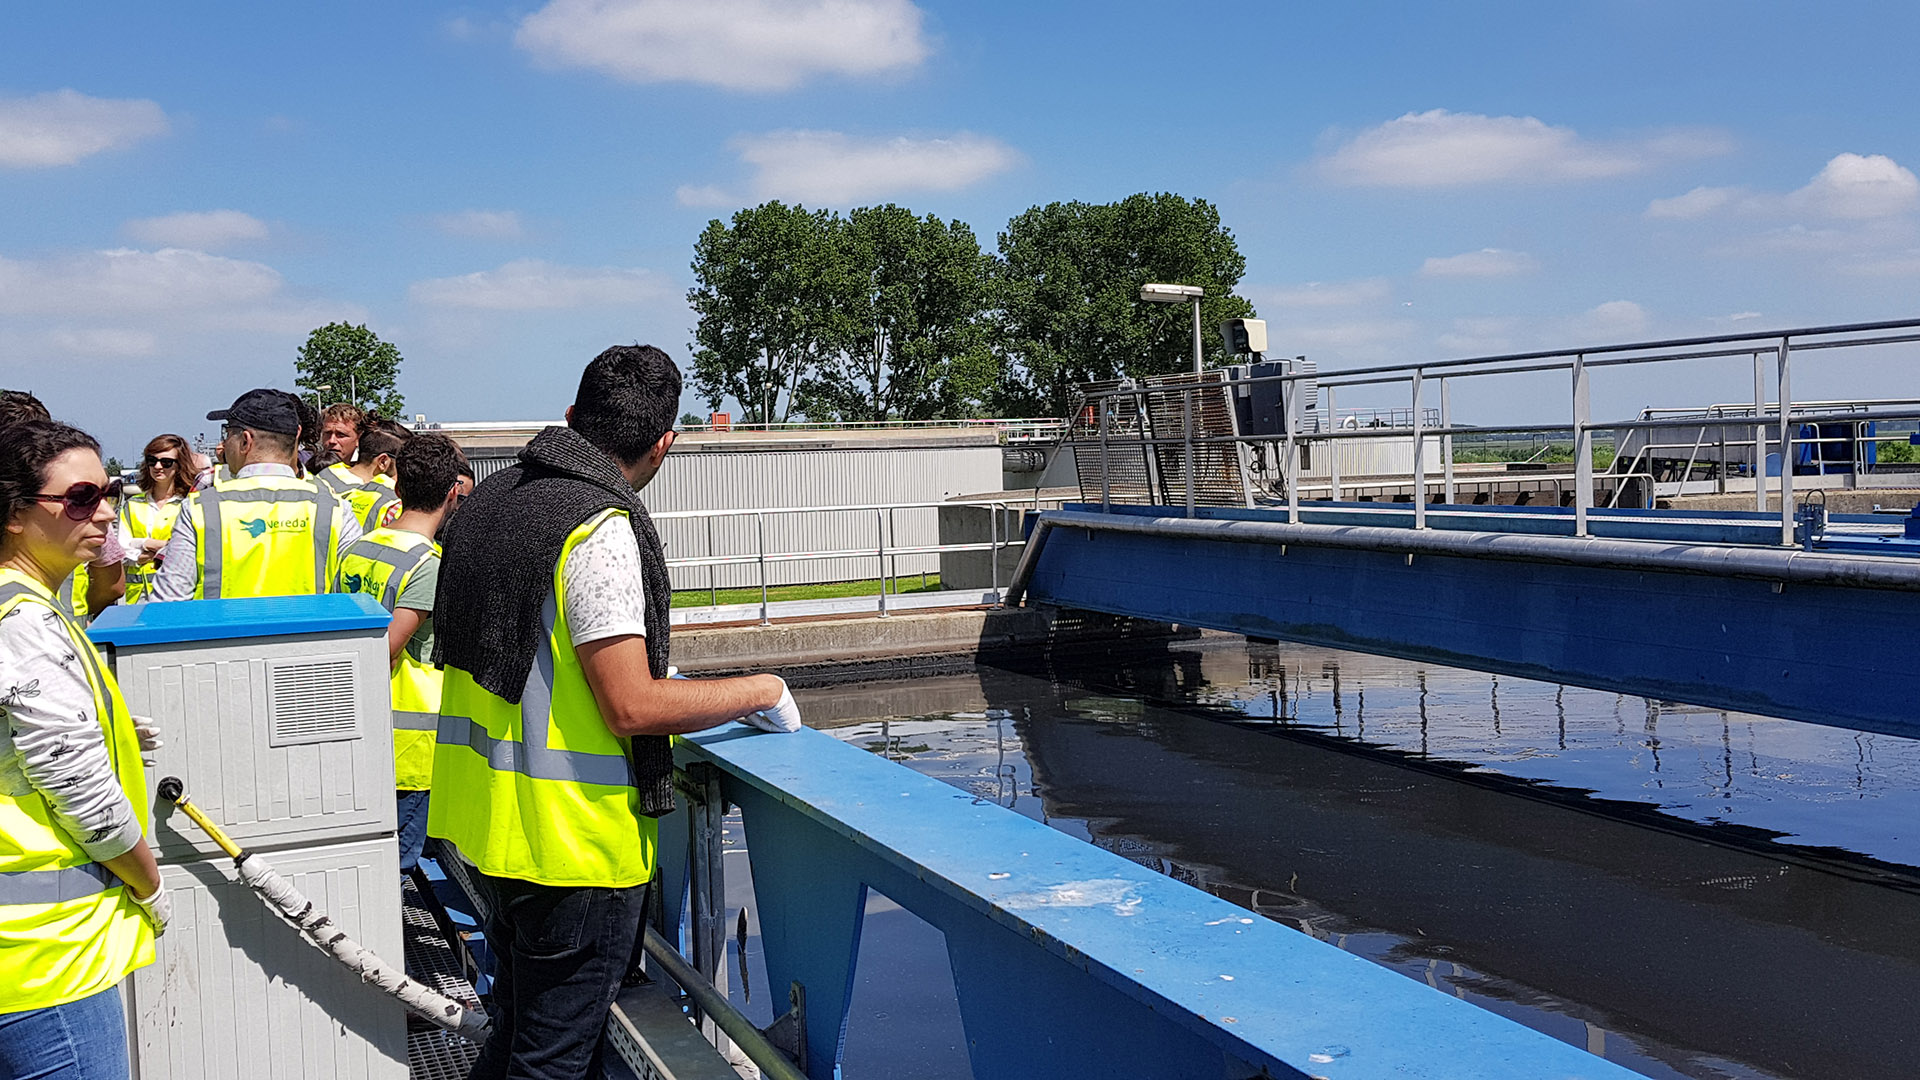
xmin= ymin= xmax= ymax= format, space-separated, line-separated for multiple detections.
xmin=738 ymin=678 xmax=802 ymax=734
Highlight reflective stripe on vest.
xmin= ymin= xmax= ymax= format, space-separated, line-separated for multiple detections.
xmin=426 ymin=509 xmax=654 ymax=887
xmin=0 ymin=862 xmax=114 ymax=905
xmin=120 ymin=494 xmax=182 ymax=605
xmin=192 ymin=479 xmax=339 ymax=599
xmin=337 ymin=529 xmax=441 ymax=790
xmin=0 ymin=573 xmax=156 ymax=1011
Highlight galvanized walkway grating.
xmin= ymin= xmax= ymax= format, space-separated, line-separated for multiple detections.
xmin=402 ymin=873 xmax=483 ymax=1080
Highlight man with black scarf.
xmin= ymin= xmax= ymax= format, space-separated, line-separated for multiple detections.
xmin=427 ymin=345 xmax=799 ymax=1080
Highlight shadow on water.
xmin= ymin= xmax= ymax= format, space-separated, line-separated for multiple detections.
xmin=779 ymin=633 xmax=1920 ymax=1079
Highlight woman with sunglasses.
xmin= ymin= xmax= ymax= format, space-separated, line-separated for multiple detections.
xmin=0 ymin=419 xmax=167 ymax=1079
xmin=116 ymin=434 xmax=192 ymax=605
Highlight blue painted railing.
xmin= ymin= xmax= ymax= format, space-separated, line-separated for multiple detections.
xmin=657 ymin=725 xmax=1639 ymax=1080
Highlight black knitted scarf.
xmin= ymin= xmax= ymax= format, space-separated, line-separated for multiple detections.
xmin=433 ymin=425 xmax=675 ymax=816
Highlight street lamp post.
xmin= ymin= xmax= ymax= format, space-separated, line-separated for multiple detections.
xmin=1140 ymin=283 xmax=1206 ymax=373
xmin=313 ymin=384 xmax=332 ymax=412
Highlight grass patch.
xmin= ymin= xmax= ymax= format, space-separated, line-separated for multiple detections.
xmin=672 ymin=574 xmax=948 ymax=608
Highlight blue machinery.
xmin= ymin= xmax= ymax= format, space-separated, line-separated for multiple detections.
xmin=656 ymin=726 xmax=1642 ymax=1080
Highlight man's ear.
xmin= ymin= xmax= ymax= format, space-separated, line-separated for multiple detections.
xmin=648 ymin=431 xmax=674 ymax=467
xmin=564 ymin=405 xmax=574 ymax=425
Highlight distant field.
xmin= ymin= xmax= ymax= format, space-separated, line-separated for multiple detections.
xmin=672 ymin=574 xmax=947 ymax=608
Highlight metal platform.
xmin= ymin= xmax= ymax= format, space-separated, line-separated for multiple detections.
xmin=401 ymin=873 xmax=482 ymax=1080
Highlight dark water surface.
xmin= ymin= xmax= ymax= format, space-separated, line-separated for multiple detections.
xmin=715 ymin=635 xmax=1920 ymax=1079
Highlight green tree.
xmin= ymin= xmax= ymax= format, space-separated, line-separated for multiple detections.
xmin=295 ymin=322 xmax=405 ymax=418
xmin=801 ymin=205 xmax=995 ymax=422
xmin=688 ymin=202 xmax=848 ymax=424
xmin=991 ymin=192 xmax=1256 ymax=416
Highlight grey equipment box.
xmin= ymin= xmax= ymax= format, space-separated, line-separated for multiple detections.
xmin=90 ymin=594 xmax=408 ymax=1080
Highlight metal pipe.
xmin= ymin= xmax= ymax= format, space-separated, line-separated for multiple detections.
xmin=1326 ymin=386 xmax=1341 ymax=502
xmin=1191 ymin=296 xmax=1205 ymax=374
xmin=1440 ymin=379 xmax=1455 ymax=506
xmin=1004 ymin=517 xmax=1055 ymax=607
xmin=1411 ymin=369 xmax=1426 ymax=529
xmin=756 ymin=513 xmax=769 ymax=626
xmin=1754 ymin=354 xmax=1768 ymax=514
xmin=1036 ymin=509 xmax=1920 ymax=592
xmin=1182 ymin=387 xmax=1196 ymax=518
xmin=1572 ymin=353 xmax=1592 ymax=537
xmin=1778 ymin=338 xmax=1794 ymax=545
xmin=640 ymin=927 xmax=808 ymax=1080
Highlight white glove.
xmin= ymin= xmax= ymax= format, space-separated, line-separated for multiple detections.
xmin=133 ymin=716 xmax=163 ymax=768
xmin=128 ymin=882 xmax=170 ymax=936
xmin=739 ymin=680 xmax=801 ymax=734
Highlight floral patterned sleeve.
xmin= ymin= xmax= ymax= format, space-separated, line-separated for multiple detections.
xmin=0 ymin=602 xmax=142 ymax=862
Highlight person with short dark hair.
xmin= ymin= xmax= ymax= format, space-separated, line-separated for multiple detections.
xmin=341 ymin=422 xmax=409 ymax=531
xmin=0 ymin=419 xmax=167 ymax=1077
xmin=334 ymin=433 xmax=465 ymax=874
xmin=150 ymin=389 xmax=359 ymax=601
xmin=428 ymin=345 xmax=800 ymax=1079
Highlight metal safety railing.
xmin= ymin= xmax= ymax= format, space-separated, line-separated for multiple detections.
xmin=1071 ymin=317 xmax=1920 ymax=546
xmin=654 ymin=497 xmax=1042 ymax=625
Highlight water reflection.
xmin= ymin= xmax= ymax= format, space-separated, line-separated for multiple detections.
xmin=802 ymin=636 xmax=1920 ymax=1080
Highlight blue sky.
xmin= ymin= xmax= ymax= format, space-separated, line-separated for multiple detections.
xmin=6 ymin=1 xmax=1920 ymax=457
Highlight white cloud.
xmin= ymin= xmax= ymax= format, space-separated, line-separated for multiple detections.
xmin=1419 ymin=248 xmax=1539 ymax=278
xmin=1573 ymin=299 xmax=1649 ymax=339
xmin=674 ymin=184 xmax=733 ymax=208
xmin=1260 ymin=278 xmax=1391 ymax=308
xmin=1647 ymin=153 xmax=1920 ymax=223
xmin=0 ymin=248 xmax=282 ymax=316
xmin=516 ymin=0 xmax=929 ymax=92
xmin=46 ymin=328 xmax=159 ymax=358
xmin=1789 ymin=153 xmax=1920 ymax=219
xmin=1316 ymin=109 xmax=1726 ymax=188
xmin=0 ymin=89 xmax=170 ymax=168
xmin=693 ymin=129 xmax=1018 ymax=205
xmin=409 ymin=259 xmax=674 ymax=310
xmin=1280 ymin=319 xmax=1418 ymax=363
xmin=123 ymin=210 xmax=269 ymax=249
xmin=1645 ymin=185 xmax=1739 ymax=220
xmin=434 ymin=209 xmax=525 ymax=238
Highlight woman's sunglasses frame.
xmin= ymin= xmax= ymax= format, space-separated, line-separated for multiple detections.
xmin=30 ymin=483 xmax=110 ymax=522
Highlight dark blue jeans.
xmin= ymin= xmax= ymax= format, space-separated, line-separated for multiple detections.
xmin=396 ymin=790 xmax=431 ymax=874
xmin=0 ymin=987 xmax=129 ymax=1080
xmin=466 ymin=871 xmax=647 ymax=1080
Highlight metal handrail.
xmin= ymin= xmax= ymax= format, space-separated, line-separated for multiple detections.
xmin=1071 ymin=317 xmax=1920 ymax=545
xmin=657 ymin=497 xmax=1050 ymax=624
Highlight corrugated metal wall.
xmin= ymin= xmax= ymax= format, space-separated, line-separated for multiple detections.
xmin=464 ymin=444 xmax=1003 ymax=590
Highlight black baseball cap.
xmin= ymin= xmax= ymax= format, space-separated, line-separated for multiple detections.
xmin=207 ymin=388 xmax=302 ymax=436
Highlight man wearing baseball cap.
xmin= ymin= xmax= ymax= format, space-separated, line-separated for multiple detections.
xmin=149 ymin=389 xmax=360 ymax=601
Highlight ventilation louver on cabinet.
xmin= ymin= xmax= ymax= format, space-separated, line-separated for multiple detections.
xmin=266 ymin=656 xmax=360 ymax=746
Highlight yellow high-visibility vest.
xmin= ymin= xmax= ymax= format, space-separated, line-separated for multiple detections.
xmin=336 ymin=528 xmax=441 ymax=792
xmin=342 ymin=476 xmax=397 ymax=533
xmin=316 ymin=462 xmax=358 ymax=498
xmin=0 ymin=570 xmax=155 ymax=1012
xmin=120 ymin=492 xmax=184 ymax=604
xmin=181 ymin=474 xmax=348 ymax=599
xmin=426 ymin=509 xmax=655 ymax=887
xmin=56 ymin=563 xmax=90 ymax=621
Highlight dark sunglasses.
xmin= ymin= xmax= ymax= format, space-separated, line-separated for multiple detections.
xmin=145 ymin=456 xmax=179 ymax=468
xmin=30 ymin=482 xmax=110 ymax=522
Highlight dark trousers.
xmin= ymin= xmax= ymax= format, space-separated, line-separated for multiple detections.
xmin=396 ymin=790 xmax=431 ymax=874
xmin=466 ymin=870 xmax=647 ymax=1080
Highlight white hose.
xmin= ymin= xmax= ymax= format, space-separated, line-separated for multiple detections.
xmin=237 ymin=854 xmax=492 ymax=1043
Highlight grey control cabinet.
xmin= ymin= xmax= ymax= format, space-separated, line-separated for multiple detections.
xmin=90 ymin=595 xmax=407 ymax=1080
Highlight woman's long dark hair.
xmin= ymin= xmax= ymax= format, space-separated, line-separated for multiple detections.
xmin=136 ymin=433 xmax=192 ymax=499
xmin=0 ymin=420 xmax=101 ymax=546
